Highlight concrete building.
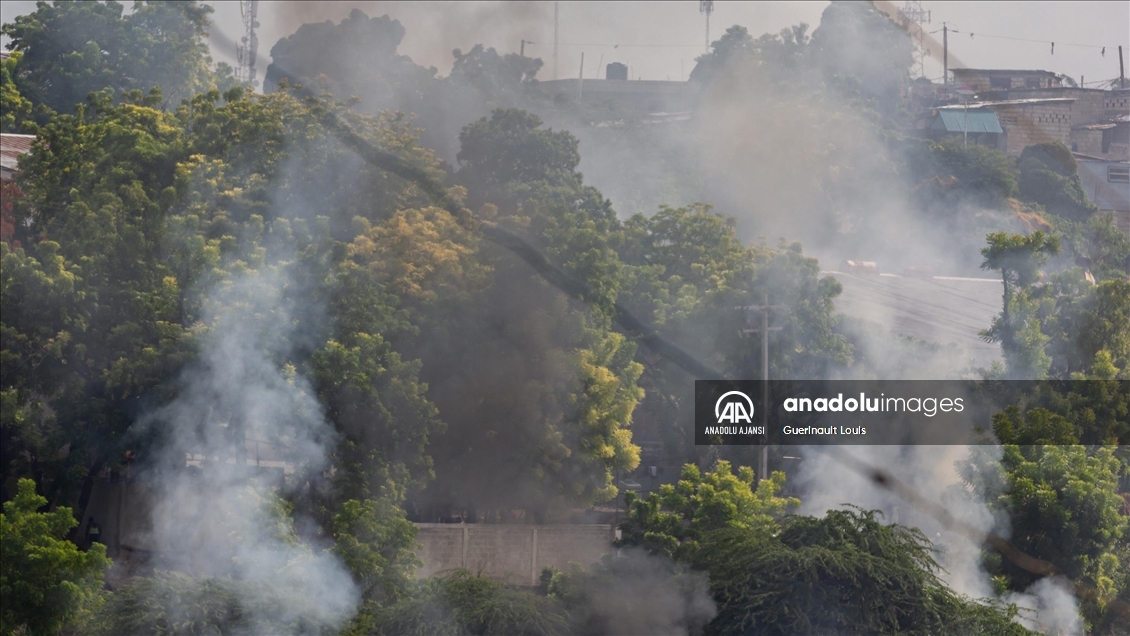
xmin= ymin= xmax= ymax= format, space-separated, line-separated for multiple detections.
xmin=951 ymin=68 xmax=1064 ymax=92
xmin=538 ymin=63 xmax=695 ymax=114
xmin=1075 ymin=152 xmax=1130 ymax=233
xmin=936 ymin=98 xmax=1076 ymax=155
xmin=925 ymin=69 xmax=1130 ymax=161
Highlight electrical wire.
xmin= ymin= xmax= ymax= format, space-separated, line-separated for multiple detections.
xmin=929 ymin=26 xmax=1125 ymax=52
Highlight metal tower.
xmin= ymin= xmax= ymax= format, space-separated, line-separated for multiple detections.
xmin=899 ymin=1 xmax=931 ymax=79
xmin=700 ymin=1 xmax=714 ymax=53
xmin=237 ymin=0 xmax=260 ymax=87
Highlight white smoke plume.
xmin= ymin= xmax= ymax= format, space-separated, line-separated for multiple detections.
xmin=1007 ymin=576 xmax=1085 ymax=636
xmin=796 ymin=444 xmax=1085 ymax=634
xmin=129 ymin=268 xmax=359 ymax=633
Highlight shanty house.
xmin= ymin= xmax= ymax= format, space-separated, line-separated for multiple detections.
xmin=1075 ymin=152 xmax=1130 ymax=234
xmin=951 ymin=68 xmax=1064 ymax=92
xmin=926 ymin=109 xmax=1004 ymax=147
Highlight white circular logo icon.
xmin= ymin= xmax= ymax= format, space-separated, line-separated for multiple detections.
xmin=715 ymin=391 xmax=754 ymax=424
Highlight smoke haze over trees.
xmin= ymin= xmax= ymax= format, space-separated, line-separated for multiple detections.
xmin=1 ymin=1 xmax=1127 ymax=634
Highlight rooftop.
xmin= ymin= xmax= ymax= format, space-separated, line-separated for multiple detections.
xmin=951 ymin=68 xmax=1060 ymax=76
xmin=0 ymin=133 xmax=36 ymax=157
xmin=930 ymin=110 xmax=1004 ymax=134
xmin=0 ymin=134 xmax=36 ymax=176
xmin=937 ymin=97 xmax=1076 ymax=109
xmin=1073 ymin=152 xmax=1128 ymax=163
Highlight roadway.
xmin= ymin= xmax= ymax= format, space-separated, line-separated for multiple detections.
xmin=823 ymin=270 xmax=1004 ymax=369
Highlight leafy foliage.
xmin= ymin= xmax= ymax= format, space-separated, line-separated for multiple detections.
xmin=961 ymin=444 xmax=1128 ymax=632
xmin=1018 ymin=142 xmax=1099 ymax=223
xmin=89 ymin=570 xmax=339 ymax=636
xmin=1 ymin=1 xmax=235 ymax=117
xmin=980 ymin=231 xmax=1061 ymax=379
xmin=1 ymin=478 xmax=110 ymax=636
xmin=618 ymin=462 xmax=798 ymax=560
xmin=698 ymin=509 xmax=1034 ymax=636
xmin=331 ymin=498 xmax=421 ymax=604
xmin=364 ymin=570 xmax=570 ymax=636
xmin=0 ymin=51 xmax=35 ymax=133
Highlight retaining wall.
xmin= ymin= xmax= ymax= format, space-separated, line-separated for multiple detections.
xmin=414 ymin=523 xmax=613 ymax=586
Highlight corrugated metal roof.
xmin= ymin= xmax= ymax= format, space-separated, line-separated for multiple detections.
xmin=0 ymin=133 xmax=36 ymax=157
xmin=951 ymin=68 xmax=1059 ymax=76
xmin=931 ymin=110 xmax=1004 ymax=134
xmin=937 ymin=97 xmax=1076 ymax=110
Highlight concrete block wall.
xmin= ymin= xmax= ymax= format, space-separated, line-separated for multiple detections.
xmin=996 ymin=103 xmax=1074 ymax=154
xmin=1105 ymin=93 xmax=1130 ymax=111
xmin=414 ymin=523 xmax=613 ymax=585
xmin=1071 ymin=129 xmax=1106 ymax=157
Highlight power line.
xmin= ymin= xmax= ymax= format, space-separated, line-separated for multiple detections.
xmin=559 ymin=42 xmax=703 ymax=48
xmin=929 ymin=27 xmax=1126 ymax=52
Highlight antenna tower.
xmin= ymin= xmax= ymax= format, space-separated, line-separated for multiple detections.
xmin=699 ymin=1 xmax=714 ymax=53
xmin=899 ymin=1 xmax=931 ymax=79
xmin=237 ymin=0 xmax=260 ymax=87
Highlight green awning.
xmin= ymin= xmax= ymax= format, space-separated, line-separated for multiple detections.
xmin=931 ymin=110 xmax=1003 ymax=134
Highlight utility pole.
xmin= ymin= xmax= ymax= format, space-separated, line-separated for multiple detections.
xmin=700 ymin=1 xmax=714 ymax=53
xmin=554 ymin=2 xmax=560 ymax=80
xmin=579 ymin=52 xmax=584 ymax=100
xmin=942 ymin=22 xmax=948 ymax=88
xmin=739 ymin=292 xmax=785 ymax=483
xmin=1120 ymin=46 xmax=1126 ymax=89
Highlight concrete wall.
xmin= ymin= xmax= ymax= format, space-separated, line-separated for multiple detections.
xmin=994 ymin=102 xmax=1074 ymax=154
xmin=86 ymin=480 xmax=614 ymax=586
xmin=951 ymin=70 xmax=1061 ymax=92
xmin=415 ymin=523 xmax=613 ymax=586
xmin=538 ymin=79 xmax=694 ymax=113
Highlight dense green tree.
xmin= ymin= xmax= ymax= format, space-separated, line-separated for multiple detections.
xmin=363 ymin=570 xmax=570 ymax=636
xmin=904 ymin=140 xmax=1020 ymax=206
xmin=809 ymin=0 xmax=914 ymax=123
xmin=0 ymin=51 xmax=35 ymax=133
xmin=2 ymin=1 xmax=234 ymax=117
xmin=448 ymin=44 xmax=543 ymax=106
xmin=331 ymin=498 xmax=421 ymax=604
xmin=1018 ymin=142 xmax=1099 ymax=223
xmin=89 ymin=570 xmax=342 ymax=636
xmin=616 ymin=465 xmax=1031 ymax=636
xmin=455 ymin=108 xmax=588 ymax=214
xmin=699 ymin=509 xmax=1034 ymax=636
xmin=618 ymin=462 xmax=798 ymax=561
xmin=1 ymin=478 xmax=111 ymax=635
xmin=980 ymin=231 xmax=1061 ymax=379
xmin=960 ymin=444 xmax=1127 ymax=632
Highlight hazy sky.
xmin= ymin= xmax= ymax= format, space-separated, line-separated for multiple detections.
xmin=2 ymin=1 xmax=1128 ymax=86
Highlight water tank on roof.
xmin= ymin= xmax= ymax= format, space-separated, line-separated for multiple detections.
xmin=606 ymin=62 xmax=628 ymax=80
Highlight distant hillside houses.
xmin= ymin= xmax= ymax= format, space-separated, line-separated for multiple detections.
xmin=913 ymin=69 xmax=1130 ymax=233
xmin=916 ymin=68 xmax=1129 ymax=161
